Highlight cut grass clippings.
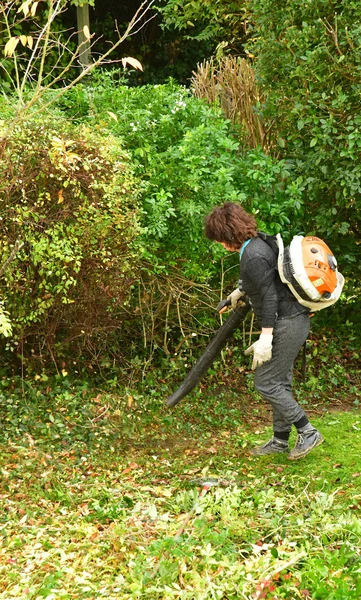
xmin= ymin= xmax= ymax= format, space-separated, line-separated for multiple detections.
xmin=1 ymin=381 xmax=361 ymax=599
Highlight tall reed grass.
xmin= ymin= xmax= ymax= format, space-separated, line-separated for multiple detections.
xmin=191 ymin=56 xmax=274 ymax=151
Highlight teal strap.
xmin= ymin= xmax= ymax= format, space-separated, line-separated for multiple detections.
xmin=240 ymin=238 xmax=251 ymax=259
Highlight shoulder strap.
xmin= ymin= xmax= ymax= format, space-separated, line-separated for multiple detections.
xmin=257 ymin=231 xmax=279 ymax=256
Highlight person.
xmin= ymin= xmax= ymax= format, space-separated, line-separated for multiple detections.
xmin=204 ymin=201 xmax=323 ymax=460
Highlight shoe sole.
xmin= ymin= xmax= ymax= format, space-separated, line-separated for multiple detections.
xmin=288 ymin=435 xmax=324 ymax=461
xmin=250 ymin=448 xmax=289 ymax=457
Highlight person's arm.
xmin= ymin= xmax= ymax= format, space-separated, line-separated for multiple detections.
xmin=246 ymin=256 xmax=278 ymax=329
xmin=244 ymin=256 xmax=277 ymax=369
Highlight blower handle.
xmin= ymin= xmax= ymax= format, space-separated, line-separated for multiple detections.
xmin=216 ymin=298 xmax=231 ymax=313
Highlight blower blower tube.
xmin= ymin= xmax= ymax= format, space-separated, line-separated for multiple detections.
xmin=166 ymin=302 xmax=250 ymax=407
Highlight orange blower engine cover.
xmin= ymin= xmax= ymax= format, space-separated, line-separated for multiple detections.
xmin=301 ymin=236 xmax=338 ymax=297
xmin=276 ymin=232 xmax=344 ymax=311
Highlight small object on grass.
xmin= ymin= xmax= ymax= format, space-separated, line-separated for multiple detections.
xmin=190 ymin=477 xmax=231 ymax=488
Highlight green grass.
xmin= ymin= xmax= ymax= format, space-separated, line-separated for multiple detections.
xmin=0 ymin=378 xmax=361 ymax=599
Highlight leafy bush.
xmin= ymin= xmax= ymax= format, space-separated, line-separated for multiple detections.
xmin=59 ymin=76 xmax=307 ymax=273
xmin=60 ymin=77 xmax=242 ymax=279
xmin=0 ymin=110 xmax=140 ymax=371
xmin=159 ymin=1 xmax=361 ymax=334
xmin=158 ymin=0 xmax=248 ymax=54
xmin=1 ymin=71 xmax=358 ymax=376
xmin=247 ymin=0 xmax=361 ymax=281
xmin=54 ymin=76 xmax=314 ymax=363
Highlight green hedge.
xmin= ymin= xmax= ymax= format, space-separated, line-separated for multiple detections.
xmin=1 ymin=72 xmax=359 ymax=375
xmin=248 ymin=0 xmax=361 ymax=278
xmin=58 ymin=76 xmax=307 ymax=278
xmin=53 ymin=77 xmax=319 ymax=369
xmin=0 ymin=109 xmax=139 ymax=371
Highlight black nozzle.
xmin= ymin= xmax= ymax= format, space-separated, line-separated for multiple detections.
xmin=166 ymin=302 xmax=250 ymax=408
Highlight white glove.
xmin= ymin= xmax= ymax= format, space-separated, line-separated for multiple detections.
xmin=227 ymin=288 xmax=245 ymax=309
xmin=245 ymin=333 xmax=273 ymax=370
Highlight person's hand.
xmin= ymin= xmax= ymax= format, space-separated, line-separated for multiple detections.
xmin=227 ymin=288 xmax=245 ymax=309
xmin=245 ymin=333 xmax=273 ymax=369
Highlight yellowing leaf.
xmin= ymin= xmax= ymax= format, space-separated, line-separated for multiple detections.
xmin=159 ymin=489 xmax=172 ymax=498
xmin=4 ymin=37 xmax=20 ymax=58
xmin=17 ymin=1 xmax=31 ymax=17
xmin=27 ymin=36 xmax=33 ymax=50
xmin=66 ymin=152 xmax=81 ymax=163
xmin=31 ymin=2 xmax=39 ymax=17
xmin=121 ymin=56 xmax=143 ymax=71
xmin=107 ymin=111 xmax=118 ymax=122
xmin=83 ymin=25 xmax=90 ymax=40
xmin=19 ymin=513 xmax=28 ymax=525
xmin=20 ymin=35 xmax=27 ymax=47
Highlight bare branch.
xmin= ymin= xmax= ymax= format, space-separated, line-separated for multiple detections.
xmin=0 ymin=2 xmax=21 ymax=96
xmin=20 ymin=0 xmax=64 ymax=96
xmin=1 ymin=0 xmax=155 ymax=134
xmin=26 ymin=2 xmax=154 ymax=115
xmin=0 ymin=239 xmax=24 ymax=278
xmin=321 ymin=16 xmax=343 ymax=57
xmin=122 ymin=14 xmax=156 ymax=39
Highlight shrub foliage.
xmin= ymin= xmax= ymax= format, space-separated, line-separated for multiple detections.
xmin=0 ymin=114 xmax=139 ymax=370
xmin=1 ymin=54 xmax=360 ymax=374
xmin=55 ymin=77 xmax=311 ymax=367
xmin=247 ymin=0 xmax=361 ymax=275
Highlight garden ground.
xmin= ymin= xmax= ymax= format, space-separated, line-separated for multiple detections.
xmin=1 ymin=365 xmax=361 ymax=599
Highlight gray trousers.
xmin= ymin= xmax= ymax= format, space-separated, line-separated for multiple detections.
xmin=254 ymin=312 xmax=310 ymax=433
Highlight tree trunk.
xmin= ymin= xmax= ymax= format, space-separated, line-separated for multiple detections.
xmin=77 ymin=4 xmax=91 ymax=68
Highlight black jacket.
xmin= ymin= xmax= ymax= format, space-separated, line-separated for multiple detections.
xmin=239 ymin=236 xmax=309 ymax=328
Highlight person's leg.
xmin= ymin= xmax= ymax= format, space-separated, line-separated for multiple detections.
xmin=251 ymin=313 xmax=323 ymax=458
xmin=271 ymin=366 xmax=294 ymax=434
xmin=254 ymin=313 xmax=310 ymax=426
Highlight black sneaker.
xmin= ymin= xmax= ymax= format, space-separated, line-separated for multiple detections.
xmin=288 ymin=429 xmax=323 ymax=460
xmin=249 ymin=438 xmax=289 ymax=457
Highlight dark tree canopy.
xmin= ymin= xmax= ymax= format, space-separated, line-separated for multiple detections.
xmin=63 ymin=0 xmax=216 ymax=85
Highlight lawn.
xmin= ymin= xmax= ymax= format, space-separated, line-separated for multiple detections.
xmin=1 ymin=375 xmax=361 ymax=599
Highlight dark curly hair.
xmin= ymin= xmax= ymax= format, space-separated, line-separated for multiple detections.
xmin=204 ymin=202 xmax=257 ymax=248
